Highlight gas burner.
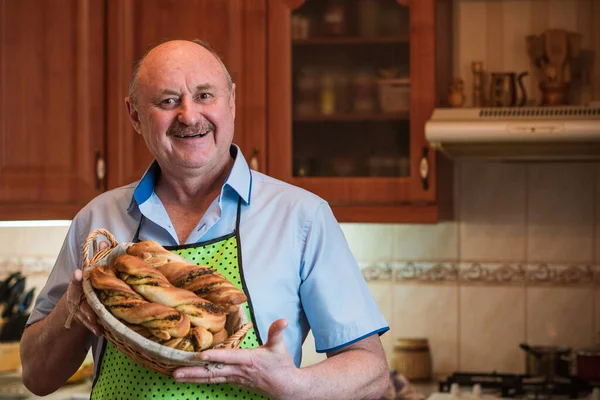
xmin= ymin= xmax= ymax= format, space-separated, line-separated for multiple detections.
xmin=439 ymin=372 xmax=597 ymax=399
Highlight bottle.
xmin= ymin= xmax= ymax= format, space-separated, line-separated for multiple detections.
xmin=323 ymin=0 xmax=347 ymax=36
xmin=472 ymin=61 xmax=485 ymax=107
xmin=320 ymin=74 xmax=336 ymax=115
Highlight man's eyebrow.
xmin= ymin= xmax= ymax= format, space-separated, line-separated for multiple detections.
xmin=195 ymin=84 xmax=216 ymax=92
xmin=159 ymin=89 xmax=180 ymax=97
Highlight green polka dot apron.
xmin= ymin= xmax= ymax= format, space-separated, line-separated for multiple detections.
xmin=91 ymin=199 xmax=266 ymax=399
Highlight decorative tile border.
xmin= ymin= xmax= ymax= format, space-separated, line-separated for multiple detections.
xmin=0 ymin=257 xmax=56 ymax=276
xmin=3 ymin=257 xmax=600 ymax=286
xmin=360 ymin=261 xmax=600 ymax=286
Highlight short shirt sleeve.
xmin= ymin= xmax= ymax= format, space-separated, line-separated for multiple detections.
xmin=299 ymin=203 xmax=389 ymax=353
xmin=27 ymin=222 xmax=81 ymax=327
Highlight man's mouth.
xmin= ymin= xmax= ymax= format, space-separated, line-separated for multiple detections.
xmin=173 ymin=130 xmax=210 ymax=139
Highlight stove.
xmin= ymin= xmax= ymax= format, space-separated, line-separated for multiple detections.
xmin=436 ymin=372 xmax=600 ymax=400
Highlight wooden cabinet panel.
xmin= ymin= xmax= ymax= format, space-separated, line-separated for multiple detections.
xmin=106 ymin=0 xmax=266 ymax=189
xmin=0 ymin=0 xmax=105 ymax=220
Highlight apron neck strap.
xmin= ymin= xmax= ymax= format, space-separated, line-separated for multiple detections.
xmin=133 ymin=196 xmax=243 ymax=243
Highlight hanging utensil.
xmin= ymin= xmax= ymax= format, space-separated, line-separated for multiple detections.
xmin=0 ymin=272 xmax=21 ymax=304
xmin=1 ymin=277 xmax=26 ymax=319
xmin=17 ymin=288 xmax=35 ymax=315
xmin=0 ymin=287 xmax=34 ymax=342
xmin=0 ymin=312 xmax=30 ymax=342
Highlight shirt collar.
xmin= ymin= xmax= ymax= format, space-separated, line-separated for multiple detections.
xmin=127 ymin=144 xmax=252 ymax=212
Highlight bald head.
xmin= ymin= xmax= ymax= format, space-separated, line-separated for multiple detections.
xmin=128 ymin=39 xmax=233 ymax=106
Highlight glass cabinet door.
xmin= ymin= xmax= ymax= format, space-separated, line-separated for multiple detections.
xmin=267 ymin=0 xmax=442 ymax=220
xmin=290 ymin=0 xmax=411 ymax=179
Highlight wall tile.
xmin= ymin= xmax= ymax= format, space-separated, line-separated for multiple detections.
xmin=527 ymin=163 xmax=596 ymax=263
xmin=301 ymin=331 xmax=326 ymax=367
xmin=459 ymin=161 xmax=527 ymax=261
xmin=0 ymin=226 xmax=69 ymax=257
xmin=596 ymin=164 xmax=600 ymax=264
xmin=456 ymin=1 xmax=488 ymax=104
xmin=391 ymin=222 xmax=458 ymax=261
xmin=341 ymin=223 xmax=394 ymax=262
xmin=368 ymin=281 xmax=395 ymax=366
xmin=300 ymin=281 xmax=393 ymax=368
xmin=595 ymin=288 xmax=600 ymax=341
xmin=526 ymin=287 xmax=594 ymax=347
xmin=459 ymin=286 xmax=526 ymax=373
xmin=392 ymin=284 xmax=459 ymax=375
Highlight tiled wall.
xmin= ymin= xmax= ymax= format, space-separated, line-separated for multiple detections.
xmin=0 ymin=161 xmax=598 ymax=374
xmin=338 ymin=161 xmax=600 ymax=375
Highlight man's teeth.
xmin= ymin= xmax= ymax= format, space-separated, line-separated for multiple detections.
xmin=175 ymin=131 xmax=209 ymax=138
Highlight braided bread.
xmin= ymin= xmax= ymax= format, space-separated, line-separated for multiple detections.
xmin=125 ymin=324 xmax=214 ymax=351
xmin=113 ymin=254 xmax=226 ymax=333
xmin=89 ymin=265 xmax=190 ymax=340
xmin=127 ymin=241 xmax=247 ymax=314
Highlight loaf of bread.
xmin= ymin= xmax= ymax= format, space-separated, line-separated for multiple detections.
xmin=127 ymin=240 xmax=247 ymax=314
xmin=89 ymin=265 xmax=190 ymax=341
xmin=125 ymin=323 xmax=215 ymax=351
xmin=113 ymin=254 xmax=226 ymax=333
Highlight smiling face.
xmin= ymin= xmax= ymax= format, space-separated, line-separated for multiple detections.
xmin=126 ymin=40 xmax=236 ymax=176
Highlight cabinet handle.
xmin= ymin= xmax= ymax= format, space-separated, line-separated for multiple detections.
xmin=249 ymin=148 xmax=260 ymax=172
xmin=419 ymin=146 xmax=429 ymax=191
xmin=95 ymin=150 xmax=106 ymax=191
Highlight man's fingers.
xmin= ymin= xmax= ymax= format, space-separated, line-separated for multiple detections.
xmin=72 ymin=268 xmax=83 ymax=283
xmin=266 ymin=318 xmax=288 ymax=348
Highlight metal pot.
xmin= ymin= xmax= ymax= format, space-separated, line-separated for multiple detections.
xmin=520 ymin=343 xmax=571 ymax=381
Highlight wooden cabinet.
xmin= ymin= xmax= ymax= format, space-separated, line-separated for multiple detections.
xmin=259 ymin=0 xmax=453 ymax=222
xmin=0 ymin=0 xmax=106 ymax=220
xmin=0 ymin=0 xmax=451 ymax=223
xmin=0 ymin=0 xmax=265 ymax=220
xmin=105 ymin=0 xmax=266 ymax=189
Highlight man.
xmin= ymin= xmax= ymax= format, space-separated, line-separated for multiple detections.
xmin=20 ymin=39 xmax=389 ymax=399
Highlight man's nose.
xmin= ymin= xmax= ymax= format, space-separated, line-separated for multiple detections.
xmin=176 ymin=101 xmax=199 ymax=126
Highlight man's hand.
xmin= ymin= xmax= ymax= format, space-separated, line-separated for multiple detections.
xmin=173 ymin=319 xmax=301 ymax=398
xmin=64 ymin=269 xmax=102 ymax=336
xmin=64 ymin=240 xmax=109 ymax=336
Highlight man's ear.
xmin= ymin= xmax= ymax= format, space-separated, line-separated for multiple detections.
xmin=230 ymin=83 xmax=236 ymax=120
xmin=125 ymin=97 xmax=142 ymax=134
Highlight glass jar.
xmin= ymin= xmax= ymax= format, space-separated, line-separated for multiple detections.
xmin=353 ymin=70 xmax=376 ymax=113
xmin=295 ymin=68 xmax=320 ymax=116
xmin=322 ymin=0 xmax=347 ymax=36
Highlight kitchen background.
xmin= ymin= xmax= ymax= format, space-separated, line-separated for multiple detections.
xmin=1 ymin=0 xmax=599 ymax=383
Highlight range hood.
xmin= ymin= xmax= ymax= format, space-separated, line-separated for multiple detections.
xmin=425 ymin=106 xmax=600 ymax=161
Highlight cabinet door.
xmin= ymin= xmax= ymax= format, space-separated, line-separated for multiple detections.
xmin=106 ymin=0 xmax=267 ymax=189
xmin=268 ymin=0 xmax=448 ymax=222
xmin=0 ymin=0 xmax=106 ymax=220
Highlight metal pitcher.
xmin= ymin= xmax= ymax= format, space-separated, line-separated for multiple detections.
xmin=489 ymin=71 xmax=528 ymax=107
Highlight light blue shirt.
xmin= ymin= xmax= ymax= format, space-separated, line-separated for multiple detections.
xmin=29 ymin=145 xmax=388 ymax=370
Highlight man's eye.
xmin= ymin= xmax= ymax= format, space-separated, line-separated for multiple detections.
xmin=198 ymin=93 xmax=212 ymax=100
xmin=161 ymin=98 xmax=177 ymax=105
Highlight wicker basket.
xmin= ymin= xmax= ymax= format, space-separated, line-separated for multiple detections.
xmin=81 ymin=228 xmax=252 ymax=376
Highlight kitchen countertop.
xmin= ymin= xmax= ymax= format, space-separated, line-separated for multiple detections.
xmin=0 ymin=372 xmax=92 ymax=400
xmin=24 ymin=381 xmax=92 ymax=400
